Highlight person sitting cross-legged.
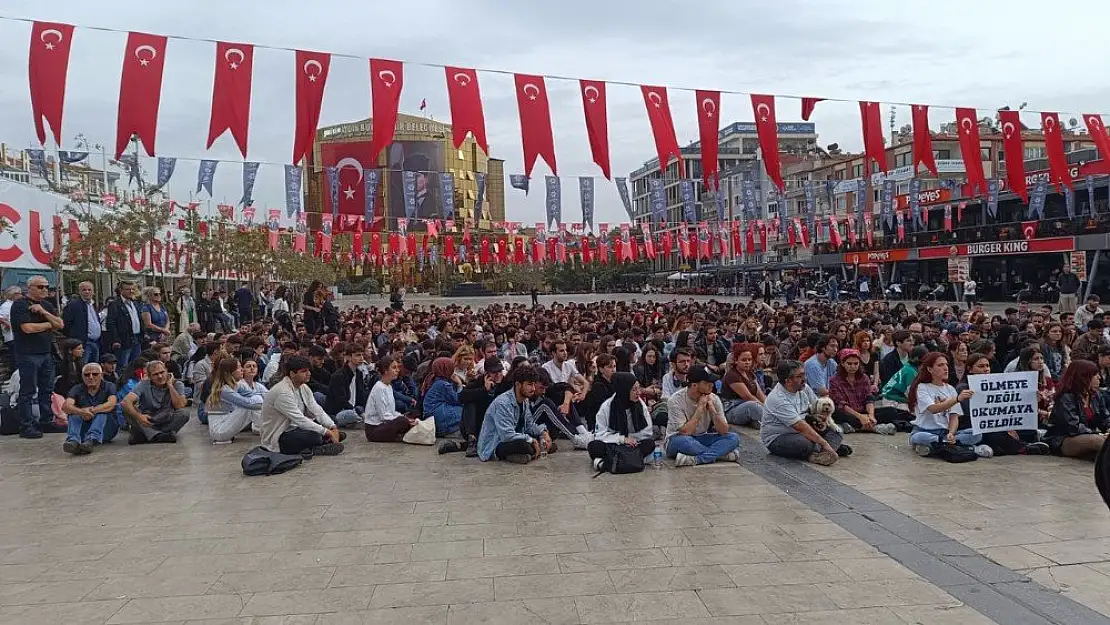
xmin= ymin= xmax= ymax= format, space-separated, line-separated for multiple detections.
xmin=476 ymin=365 xmax=550 ymax=464
xmin=121 ymin=360 xmax=190 ymax=444
xmin=60 ymin=363 xmax=119 ymax=454
xmin=363 ymin=355 xmax=418 ymax=443
xmin=588 ymin=372 xmax=656 ymax=471
xmin=664 ymin=365 xmax=741 ymax=467
xmin=761 ymin=360 xmax=842 ymax=466
xmin=908 ymin=352 xmax=990 ymax=458
xmin=323 ymin=343 xmax=371 ymax=428
xmin=259 ymin=355 xmax=344 ymax=457
xmin=205 ymin=357 xmax=263 ymax=444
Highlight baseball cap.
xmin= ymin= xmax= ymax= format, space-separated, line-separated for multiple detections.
xmin=688 ymin=364 xmax=720 ymax=384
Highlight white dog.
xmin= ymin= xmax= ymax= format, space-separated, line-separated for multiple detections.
xmin=808 ymin=396 xmax=843 ymax=434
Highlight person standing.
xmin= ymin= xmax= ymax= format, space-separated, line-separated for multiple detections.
xmin=140 ymin=286 xmax=172 ymax=349
xmin=10 ymin=275 xmax=66 ymax=438
xmin=530 ymin=286 xmax=539 ymax=309
xmin=827 ymin=274 xmax=839 ymax=303
xmin=1058 ymin=264 xmax=1081 ymax=315
xmin=858 ymin=275 xmax=870 ymax=301
xmin=62 ymin=281 xmax=101 ymax=366
xmin=234 ymin=283 xmax=254 ymax=325
xmin=176 ymin=286 xmax=196 ymax=334
xmin=0 ymin=286 xmax=23 ymax=378
xmin=103 ymin=281 xmax=143 ymax=369
xmin=963 ymin=278 xmax=977 ymax=309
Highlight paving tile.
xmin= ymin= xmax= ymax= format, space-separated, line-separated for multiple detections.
xmin=483 ymin=534 xmax=588 ymax=557
xmin=607 ymin=566 xmax=736 ymax=593
xmin=369 ymin=579 xmax=494 ymax=609
xmin=0 ymin=599 xmax=127 ymax=625
xmin=314 ymin=605 xmax=448 ymax=624
xmin=719 ymin=561 xmax=844 ymax=587
xmin=1023 ymin=539 xmax=1110 ymax=565
xmin=979 ymin=546 xmax=1056 ymax=571
xmin=816 ymin=579 xmax=960 ymax=609
xmin=574 ymin=590 xmax=709 ymax=623
xmin=108 ymin=594 xmax=246 ymax=624
xmin=697 ymin=584 xmax=838 ymax=616
xmin=557 ymin=549 xmax=670 ymax=573
xmin=212 ymin=567 xmax=336 ymax=594
xmin=328 ymin=561 xmax=447 ymax=587
xmin=493 ymin=572 xmax=613 ymax=600
xmin=889 ymin=604 xmax=999 ymax=625
xmin=239 ymin=588 xmax=373 ymax=617
xmin=446 ymin=598 xmax=580 ymax=625
xmin=770 ymin=607 xmax=905 ymax=624
xmin=661 ymin=544 xmax=779 ymax=566
xmin=445 ymin=554 xmax=558 ymax=579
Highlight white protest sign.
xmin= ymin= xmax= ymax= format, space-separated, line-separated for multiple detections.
xmin=967 ymin=371 xmax=1038 ymax=434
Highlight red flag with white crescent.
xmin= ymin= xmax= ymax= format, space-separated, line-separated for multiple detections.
xmin=208 ymin=41 xmax=253 ymax=157
xmin=579 ymin=79 xmax=610 ymax=179
xmin=1083 ymin=114 xmax=1110 ymax=164
xmin=514 ymin=74 xmax=557 ymax=177
xmin=860 ymin=101 xmax=887 ymax=174
xmin=944 ymin=204 xmax=953 ymax=232
xmin=786 ymin=221 xmax=796 ymax=247
xmin=828 ymin=215 xmax=842 ymax=248
xmin=729 ymin=222 xmax=740 ymax=258
xmin=745 ymin=222 xmax=756 ymax=255
xmin=369 ymin=58 xmax=404 ymax=164
xmin=1022 ymin=221 xmax=1038 ymax=240
xmin=28 ymin=21 xmax=75 ymax=146
xmin=480 ymin=237 xmax=492 ymax=265
xmin=406 ymin=233 xmax=417 ymax=260
xmin=630 ymin=235 xmax=640 ymax=262
xmin=352 ymin=230 xmax=363 ymax=262
xmin=695 ymin=90 xmax=721 ymax=189
xmin=498 ymin=237 xmax=509 ymax=265
xmin=292 ymin=50 xmax=330 ymax=165
xmin=641 ymin=85 xmax=682 ymax=173
xmin=443 ymin=235 xmax=455 ymax=260
xmin=955 ymin=108 xmax=989 ymax=197
xmin=580 ymin=237 xmax=591 ymax=263
xmin=911 ymin=104 xmax=938 ymax=177
xmin=750 ymin=94 xmax=784 ymax=191
xmin=370 ymin=232 xmax=381 ymax=265
xmin=388 ymin=232 xmax=400 ymax=260
xmin=758 ymin=221 xmax=768 ymax=252
xmin=794 ymin=218 xmax=809 ymax=248
xmin=661 ymin=231 xmax=673 ymax=258
xmin=801 ymin=97 xmax=824 ymax=121
xmin=998 ymin=109 xmax=1028 ymax=203
xmin=444 ymin=66 xmax=488 ymax=153
xmin=116 ymin=32 xmax=167 ymax=158
xmin=1041 ymin=112 xmax=1072 ymax=191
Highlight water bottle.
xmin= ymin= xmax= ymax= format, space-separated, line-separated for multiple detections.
xmin=652 ymin=445 xmax=663 ymax=469
xmin=540 ymin=438 xmax=548 ymax=459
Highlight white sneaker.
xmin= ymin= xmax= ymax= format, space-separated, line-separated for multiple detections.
xmin=874 ymin=423 xmax=897 ymax=436
xmin=973 ymin=444 xmax=994 ymax=458
xmin=674 ymin=453 xmax=698 ymax=467
xmin=572 ymin=433 xmax=593 ymax=449
xmin=719 ymin=450 xmax=740 ymax=463
xmin=913 ymin=444 xmax=933 ymax=457
xmin=592 ymin=457 xmax=604 ymax=471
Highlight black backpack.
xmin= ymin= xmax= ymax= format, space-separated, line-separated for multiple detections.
xmin=241 ymin=446 xmax=304 ymax=476
xmin=593 ymin=443 xmax=645 ymax=476
xmin=934 ymin=443 xmax=978 ymax=464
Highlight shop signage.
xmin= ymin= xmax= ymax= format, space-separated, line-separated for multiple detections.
xmin=895 ymin=188 xmax=951 ymax=210
xmin=918 ymin=236 xmax=1075 ymax=259
xmin=843 ymin=249 xmax=911 ymax=264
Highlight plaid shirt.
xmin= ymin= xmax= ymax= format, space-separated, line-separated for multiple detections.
xmin=829 ymin=373 xmax=873 ymax=413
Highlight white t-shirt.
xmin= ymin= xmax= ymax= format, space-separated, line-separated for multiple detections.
xmin=859 ymin=280 xmax=869 ymax=293
xmin=963 ymin=280 xmax=977 ymax=296
xmin=911 ymin=382 xmax=963 ymax=431
xmin=0 ymin=300 xmax=13 ymax=343
xmin=364 ymin=380 xmax=401 ymax=426
xmin=542 ymin=359 xmax=578 ymax=384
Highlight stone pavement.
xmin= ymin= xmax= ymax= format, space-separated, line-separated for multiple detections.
xmin=0 ymin=419 xmax=1107 ymax=624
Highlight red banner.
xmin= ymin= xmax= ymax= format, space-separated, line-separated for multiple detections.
xmin=1041 ymin=112 xmax=1072 ymax=191
xmin=641 ymin=85 xmax=682 ymax=173
xmin=445 ymin=66 xmax=488 ymax=153
xmin=514 ymin=74 xmax=557 ymax=177
xmin=292 ymin=50 xmax=330 ymax=165
xmin=955 ymin=107 xmax=988 ymax=197
xmin=208 ymin=41 xmax=253 ymax=157
xmin=368 ymin=58 xmax=404 ymax=164
xmin=751 ymin=94 xmax=784 ymax=191
xmin=579 ymin=79 xmax=610 ymax=180
xmin=28 ymin=21 xmax=75 ymax=146
xmin=695 ymin=90 xmax=721 ymax=189
xmin=998 ymin=109 xmax=1028 ymax=203
xmin=911 ymin=104 xmax=938 ymax=177
xmin=860 ymin=101 xmax=886 ymax=173
xmin=116 ymin=32 xmax=168 ymax=158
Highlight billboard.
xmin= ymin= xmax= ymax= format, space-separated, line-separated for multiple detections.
xmin=387 ymin=140 xmax=445 ymax=223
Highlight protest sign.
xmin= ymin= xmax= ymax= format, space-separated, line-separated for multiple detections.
xmin=967 ymin=372 xmax=1038 ymax=434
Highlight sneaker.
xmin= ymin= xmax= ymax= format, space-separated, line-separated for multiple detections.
xmin=719 ymin=450 xmax=741 ymax=463
xmin=808 ymin=450 xmax=839 ymax=466
xmin=128 ymin=428 xmax=147 ymax=445
xmin=38 ymin=422 xmax=67 ymax=434
xmin=674 ymin=453 xmax=698 ymax=467
xmin=1023 ymin=441 xmax=1050 ymax=455
xmin=151 ymin=432 xmax=177 ymax=444
xmin=77 ymin=441 xmax=94 ymax=454
xmin=62 ymin=440 xmax=80 ymax=454
xmin=311 ymin=443 xmax=344 ymax=456
xmin=592 ymin=457 xmax=605 ymax=471
xmin=572 ymin=433 xmax=592 ymax=450
xmin=913 ymin=444 xmax=934 ymax=457
xmin=337 ymin=431 xmax=348 ymax=442
xmin=874 ymin=423 xmax=897 ymax=436
xmin=973 ymin=444 xmax=994 ymax=458
xmin=212 ymin=439 xmax=234 ymax=445
xmin=438 ymin=441 xmax=461 ymax=454
xmin=837 ymin=444 xmax=853 ymax=457
xmin=19 ymin=428 xmax=43 ymax=439
xmin=840 ymin=423 xmax=856 ymax=434
xmin=504 ymin=453 xmax=532 ymax=464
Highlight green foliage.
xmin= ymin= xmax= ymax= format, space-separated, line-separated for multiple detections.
xmin=544 ymin=260 xmax=652 ymax=292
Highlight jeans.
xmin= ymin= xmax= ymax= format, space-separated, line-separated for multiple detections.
xmin=66 ymin=411 xmax=118 ymax=443
xmin=723 ymin=400 xmax=763 ymax=428
xmin=115 ymin=339 xmax=142 ymax=370
xmin=333 ymin=409 xmax=361 ymax=428
xmin=666 ymin=432 xmax=740 ymax=465
xmin=83 ymin=339 xmax=100 ymax=367
xmin=766 ymin=430 xmax=844 ymax=459
xmin=208 ymin=407 xmax=258 ymax=443
xmin=16 ymin=352 xmax=55 ymax=432
xmin=909 ymin=427 xmax=981 ymax=448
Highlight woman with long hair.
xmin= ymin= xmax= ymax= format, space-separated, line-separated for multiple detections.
xmin=422 ymin=357 xmax=462 ymax=436
xmin=364 ymin=355 xmax=418 ymax=442
xmin=140 ymin=286 xmax=172 ymax=348
xmin=960 ymin=352 xmax=1050 ymax=457
xmin=451 ymin=345 xmax=476 ymax=389
xmin=853 ymin=331 xmax=880 ymax=390
xmin=587 ymin=372 xmax=655 ymax=471
xmin=206 ymin=357 xmax=263 ymax=443
xmin=301 ymin=280 xmax=324 ymax=335
xmin=719 ymin=343 xmax=764 ymax=429
xmin=572 ymin=343 xmax=595 ymax=378
xmin=1040 ymin=322 xmax=1070 ymax=382
xmin=830 ymin=348 xmax=894 ymax=435
xmin=1045 ymin=360 xmax=1110 ymax=459
xmin=947 ymin=339 xmax=970 ymax=386
xmin=907 ymin=352 xmax=989 ymax=458
xmin=1016 ymin=345 xmax=1055 ymax=427
xmin=633 ymin=344 xmax=666 ymax=389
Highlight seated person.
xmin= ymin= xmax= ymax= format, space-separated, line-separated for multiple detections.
xmin=421 ymin=357 xmax=463 ymax=436
xmin=720 ymin=343 xmax=765 ymax=430
xmin=664 ymin=365 xmax=741 ymax=467
xmin=100 ymin=353 xmax=119 ymax=386
xmin=960 ymin=352 xmax=1049 ymax=456
xmin=1045 ymin=359 xmax=1110 ymax=459
xmin=391 ymin=355 xmax=420 ymax=414
xmin=121 ymin=360 xmax=190 ymax=444
xmin=307 ymin=345 xmax=332 ymax=401
xmin=259 ymin=355 xmax=344 ymax=457
xmin=476 ymin=366 xmax=550 ymax=464
xmin=457 ymin=357 xmax=507 ymax=455
xmin=263 ymin=341 xmax=298 ymax=387
xmin=761 ymin=360 xmax=843 ymax=466
xmin=61 ymin=363 xmax=119 ymax=454
xmin=205 ymin=357 xmax=263 ymax=444
xmin=580 ymin=354 xmax=616 ymax=431
xmin=875 ymin=345 xmax=929 ymax=429
xmin=829 ymin=348 xmax=894 ymax=434
xmin=363 ymin=355 xmax=418 ymax=442
xmin=323 ymin=344 xmax=371 ymax=428
xmin=908 ymin=352 xmax=989 ymax=458
xmin=531 ymin=370 xmax=591 ymax=449
xmin=588 ymin=372 xmax=655 ymax=471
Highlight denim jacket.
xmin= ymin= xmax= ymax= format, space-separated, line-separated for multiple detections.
xmin=477 ymin=389 xmax=547 ymax=461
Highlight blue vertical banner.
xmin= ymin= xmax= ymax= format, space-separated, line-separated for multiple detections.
xmin=284 ymin=164 xmax=302 ymax=217
xmin=118 ymin=154 xmax=138 ymax=185
xmin=402 ymin=170 xmax=418 ymax=220
xmin=854 ymin=178 xmax=866 ymax=223
xmin=241 ymin=161 xmax=260 ymax=207
xmin=881 ymin=178 xmax=895 ymax=230
xmin=156 ymin=157 xmax=176 ymax=188
xmin=1086 ymin=175 xmax=1096 ymax=217
xmin=196 ymin=159 xmax=218 ymax=196
xmin=474 ymin=172 xmax=486 ymax=218
xmin=803 ymin=179 xmax=816 ymax=230
xmin=742 ymin=179 xmax=757 ymax=219
xmin=325 ymin=166 xmax=339 ymax=217
xmin=26 ymin=149 xmax=48 ymax=181
xmin=509 ymin=174 xmax=529 ymax=195
xmin=649 ymin=178 xmax=666 ymax=224
xmin=987 ymin=179 xmax=1000 ymax=220
xmin=579 ymin=176 xmax=594 ymax=229
xmin=1064 ymin=185 xmax=1075 ymax=220
xmin=440 ymin=172 xmax=455 ymax=218
xmin=680 ymin=179 xmax=696 ymax=222
xmin=1029 ymin=179 xmax=1047 ymax=220
xmin=615 ymin=177 xmax=634 ymax=222
xmin=364 ymin=168 xmax=380 ymax=224
xmin=545 ymin=175 xmax=562 ymax=228
xmin=909 ymin=178 xmax=922 ymax=229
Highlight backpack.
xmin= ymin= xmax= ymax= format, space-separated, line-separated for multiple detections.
xmin=0 ymin=391 xmax=19 ymax=435
xmin=241 ymin=446 xmax=304 ymax=476
xmin=934 ymin=443 xmax=978 ymax=464
xmin=593 ymin=443 xmax=645 ymax=477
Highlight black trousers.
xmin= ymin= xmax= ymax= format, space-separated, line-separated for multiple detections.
xmin=461 ymin=403 xmax=485 ymax=440
xmin=494 ymin=439 xmax=534 ymax=459
xmin=587 ymin=439 xmax=655 ymax=462
xmin=279 ymin=427 xmax=325 ymax=455
xmin=832 ymin=409 xmax=863 ymax=430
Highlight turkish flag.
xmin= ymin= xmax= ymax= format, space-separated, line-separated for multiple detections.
xmin=369 ymin=232 xmax=381 ymax=264
xmin=998 ymin=109 xmax=1028 ymax=203
xmin=847 ymin=220 xmax=857 ymax=245
xmin=292 ymin=50 xmax=330 ymax=166
xmin=352 ymin=230 xmax=363 ymax=261
xmin=580 ymin=237 xmax=591 ymax=263
xmin=944 ymin=204 xmax=953 ymax=232
xmin=731 ymin=222 xmax=742 ymax=257
xmin=1041 ymin=112 xmax=1072 ymax=191
xmin=497 ymin=237 xmax=508 ymax=265
xmin=580 ymin=79 xmax=610 ymax=179
xmin=514 ymin=74 xmax=557 ymax=177
xmin=860 ymin=101 xmax=887 ymax=174
xmin=444 ymin=67 xmax=488 ymax=153
xmin=406 ymin=233 xmax=417 ymax=260
xmin=786 ymin=221 xmax=797 ymax=246
xmin=641 ymin=85 xmax=682 ymax=173
xmin=443 ymin=235 xmax=455 ymax=260
xmin=696 ymin=90 xmax=721 ymax=189
xmin=321 ymin=142 xmax=379 ymax=223
xmin=368 ymin=58 xmax=404 ymax=164
xmin=751 ymin=94 xmax=784 ymax=191
xmin=387 ymin=232 xmax=399 ymax=260
xmin=829 ymin=215 xmax=842 ymax=248
xmin=480 ymin=237 xmax=492 ymax=265
xmin=207 ymin=41 xmax=253 ymax=157
xmin=513 ymin=237 xmax=525 ymax=265
xmin=795 ymin=218 xmax=809 ymax=248
xmin=661 ymin=231 xmax=673 ymax=258
xmin=1084 ymin=114 xmax=1110 ymax=163
xmin=745 ymin=223 xmax=756 ymax=254
xmin=911 ymin=105 xmax=938 ymax=177
xmin=28 ymin=21 xmax=74 ymax=146
xmin=630 ymin=236 xmax=640 ymax=262
xmin=688 ymin=230 xmax=698 ymax=260
xmin=1022 ymin=221 xmax=1038 ymax=240
xmin=596 ymin=239 xmax=607 ymax=264
xmin=801 ymin=97 xmax=824 ymax=121
xmin=758 ymin=221 xmax=768 ymax=252
xmin=115 ymin=32 xmax=167 ymax=158
xmin=955 ymin=108 xmax=989 ymax=197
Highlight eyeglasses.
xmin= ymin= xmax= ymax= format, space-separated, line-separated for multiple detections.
xmin=82 ymin=372 xmax=101 ymax=377
xmin=28 ymin=284 xmax=48 ymax=290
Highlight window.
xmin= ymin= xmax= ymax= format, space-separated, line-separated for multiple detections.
xmin=933 ymin=149 xmax=951 ymax=160
xmin=894 ymin=152 xmax=912 ymax=167
xmin=1024 ymin=146 xmax=1047 ymax=160
xmin=852 ymin=164 xmax=863 ymax=177
xmin=980 ymin=147 xmax=991 ymax=161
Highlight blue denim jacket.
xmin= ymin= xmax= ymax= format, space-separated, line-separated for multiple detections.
xmin=477 ymin=389 xmax=546 ymax=461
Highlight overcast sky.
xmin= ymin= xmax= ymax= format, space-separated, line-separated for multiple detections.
xmin=1 ymin=1 xmax=1106 ymax=226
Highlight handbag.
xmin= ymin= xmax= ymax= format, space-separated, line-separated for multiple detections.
xmin=594 ymin=443 xmax=645 ymax=476
xmin=934 ymin=443 xmax=978 ymax=463
xmin=402 ymin=416 xmax=436 ymax=445
xmin=241 ymin=446 xmax=303 ymax=476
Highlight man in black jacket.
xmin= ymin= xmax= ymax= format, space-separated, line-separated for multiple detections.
xmin=879 ymin=330 xmax=915 ymax=387
xmin=103 ymin=281 xmax=143 ymax=370
xmin=62 ymin=281 xmax=102 ymax=366
xmin=323 ymin=344 xmax=370 ymax=428
xmin=458 ymin=357 xmax=505 ymax=456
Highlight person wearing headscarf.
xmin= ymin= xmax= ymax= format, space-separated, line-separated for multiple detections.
xmin=421 ymin=357 xmax=462 ymax=436
xmin=587 ymin=372 xmax=654 ymax=471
